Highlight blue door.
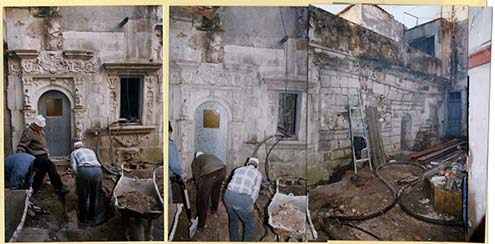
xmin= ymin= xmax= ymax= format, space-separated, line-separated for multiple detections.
xmin=447 ymin=92 xmax=461 ymax=138
xmin=38 ymin=90 xmax=71 ymax=157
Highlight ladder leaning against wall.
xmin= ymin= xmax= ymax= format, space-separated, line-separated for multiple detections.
xmin=347 ymin=94 xmax=373 ymax=174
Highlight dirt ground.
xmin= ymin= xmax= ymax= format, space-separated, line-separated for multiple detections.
xmin=309 ymin=164 xmax=464 ymax=241
xmin=169 ymin=181 xmax=308 ymax=242
xmin=16 ymin=164 xmax=164 ymax=242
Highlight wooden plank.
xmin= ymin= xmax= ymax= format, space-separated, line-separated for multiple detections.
xmin=410 ymin=139 xmax=460 ymax=161
xmin=417 ymin=141 xmax=467 ymax=162
xmin=365 ymin=106 xmax=385 ymax=168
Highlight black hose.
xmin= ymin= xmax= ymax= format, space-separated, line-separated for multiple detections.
xmin=319 ymin=162 xmax=399 ymax=221
xmin=264 ymin=138 xmax=282 ymax=183
xmin=95 ymin=128 xmax=120 ymax=176
xmin=342 ymin=222 xmax=383 ymax=241
xmin=397 ymin=177 xmax=463 ymax=227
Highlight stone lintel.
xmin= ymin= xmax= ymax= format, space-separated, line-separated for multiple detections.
xmin=9 ymin=49 xmax=39 ymax=59
xmin=109 ymin=125 xmax=156 ymax=135
xmin=63 ymin=50 xmax=95 ymax=60
xmin=103 ymin=62 xmax=162 ymax=73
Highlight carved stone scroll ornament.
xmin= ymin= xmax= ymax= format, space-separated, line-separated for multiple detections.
xmin=113 ymin=134 xmax=151 ymax=148
xmin=20 ymin=52 xmax=96 ymax=74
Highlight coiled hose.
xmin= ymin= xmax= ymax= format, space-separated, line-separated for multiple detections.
xmin=320 ymin=160 xmax=463 ymax=227
xmin=319 ymin=162 xmax=402 ymax=221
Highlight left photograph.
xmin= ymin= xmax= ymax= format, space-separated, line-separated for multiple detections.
xmin=3 ymin=6 xmax=164 ymax=242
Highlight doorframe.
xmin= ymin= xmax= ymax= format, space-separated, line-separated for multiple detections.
xmin=445 ymin=90 xmax=464 ymax=138
xmin=37 ymin=89 xmax=73 ymax=158
xmin=32 ymin=86 xmax=75 ymax=158
xmin=190 ymin=97 xmax=233 ymax=169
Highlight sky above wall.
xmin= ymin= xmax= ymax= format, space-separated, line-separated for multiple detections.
xmin=316 ymin=4 xmax=442 ymax=29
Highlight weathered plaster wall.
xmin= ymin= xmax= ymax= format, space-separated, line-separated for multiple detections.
xmin=169 ymin=7 xmax=308 ymax=180
xmin=338 ymin=4 xmax=404 ymax=42
xmin=467 ymin=6 xmax=491 ymax=240
xmin=307 ymin=7 xmax=449 ymax=184
xmin=4 ymin=6 xmax=163 ymax=163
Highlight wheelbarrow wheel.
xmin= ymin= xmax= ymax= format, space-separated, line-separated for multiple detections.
xmin=127 ymin=217 xmax=146 ymax=241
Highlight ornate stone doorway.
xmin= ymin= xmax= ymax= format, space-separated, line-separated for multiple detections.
xmin=38 ymin=90 xmax=71 ymax=157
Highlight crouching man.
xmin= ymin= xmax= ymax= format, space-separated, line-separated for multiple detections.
xmin=191 ymin=152 xmax=227 ymax=232
xmin=224 ymin=157 xmax=262 ymax=241
xmin=70 ymin=141 xmax=103 ymax=225
xmin=5 ymin=153 xmax=36 ymax=190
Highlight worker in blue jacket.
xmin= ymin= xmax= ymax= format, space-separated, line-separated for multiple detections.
xmin=5 ymin=153 xmax=36 ymax=190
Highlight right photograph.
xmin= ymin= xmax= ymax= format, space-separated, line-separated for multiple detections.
xmin=168 ymin=4 xmax=491 ymax=242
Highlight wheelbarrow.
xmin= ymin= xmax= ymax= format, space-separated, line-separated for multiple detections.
xmin=5 ymin=189 xmax=31 ymax=242
xmin=267 ymin=182 xmax=318 ymax=241
xmin=113 ymin=172 xmax=163 ymax=241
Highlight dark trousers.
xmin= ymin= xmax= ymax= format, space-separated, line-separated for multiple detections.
xmin=196 ymin=166 xmax=227 ymax=228
xmin=32 ymin=154 xmax=63 ymax=192
xmin=76 ymin=166 xmax=103 ymax=222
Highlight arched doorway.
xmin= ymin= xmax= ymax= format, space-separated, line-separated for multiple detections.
xmin=194 ymin=101 xmax=228 ymax=163
xmin=38 ymin=90 xmax=71 ymax=157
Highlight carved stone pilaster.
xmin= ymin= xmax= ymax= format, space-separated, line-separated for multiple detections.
xmin=74 ymin=76 xmax=85 ymax=110
xmin=107 ymin=76 xmax=119 ymax=117
xmin=145 ymin=76 xmax=156 ymax=123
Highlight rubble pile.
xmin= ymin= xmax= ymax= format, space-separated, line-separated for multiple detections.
xmin=271 ymin=202 xmax=306 ymax=236
xmin=117 ymin=191 xmax=160 ymax=213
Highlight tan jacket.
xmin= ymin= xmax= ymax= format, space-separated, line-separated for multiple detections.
xmin=16 ymin=124 xmax=49 ymax=156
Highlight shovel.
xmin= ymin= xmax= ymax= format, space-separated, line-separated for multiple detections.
xmin=178 ymin=177 xmax=199 ymax=240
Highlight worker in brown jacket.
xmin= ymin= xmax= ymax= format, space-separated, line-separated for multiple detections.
xmin=191 ymin=152 xmax=227 ymax=232
xmin=16 ymin=115 xmax=68 ymax=198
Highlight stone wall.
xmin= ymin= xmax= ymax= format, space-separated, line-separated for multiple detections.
xmin=307 ymin=7 xmax=450 ymax=184
xmin=4 ymin=6 xmax=163 ymax=163
xmin=338 ymin=4 xmax=405 ymax=42
xmin=169 ymin=7 xmax=308 ymax=180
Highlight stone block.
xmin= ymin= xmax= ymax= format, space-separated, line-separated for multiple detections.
xmin=331 ymin=149 xmax=345 ymax=160
xmin=373 ymin=82 xmax=385 ymax=94
xmin=348 ymin=78 xmax=360 ymax=88
xmin=339 ymin=139 xmax=352 ymax=148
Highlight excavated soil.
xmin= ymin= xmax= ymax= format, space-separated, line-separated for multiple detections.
xmin=118 ymin=191 xmax=160 ymax=213
xmin=15 ymin=164 xmax=164 ymax=241
xmin=309 ymin=164 xmax=464 ymax=241
xmin=169 ymin=181 xmax=307 ymax=242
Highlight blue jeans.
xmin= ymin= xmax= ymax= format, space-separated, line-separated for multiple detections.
xmin=224 ymin=189 xmax=255 ymax=241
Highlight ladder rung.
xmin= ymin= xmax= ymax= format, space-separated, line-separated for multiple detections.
xmin=355 ymin=158 xmax=370 ymax=163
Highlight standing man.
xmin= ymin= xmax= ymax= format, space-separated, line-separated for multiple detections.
xmin=224 ymin=157 xmax=262 ymax=241
xmin=191 ymin=152 xmax=227 ymax=231
xmin=70 ymin=141 xmax=103 ymax=225
xmin=16 ymin=115 xmax=68 ymax=197
xmin=5 ymin=153 xmax=36 ymax=190
xmin=168 ymin=121 xmax=186 ymax=203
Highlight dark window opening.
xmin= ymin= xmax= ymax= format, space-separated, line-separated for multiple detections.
xmin=408 ymin=35 xmax=435 ymax=56
xmin=46 ymin=98 xmax=62 ymax=116
xmin=448 ymin=92 xmax=461 ymax=100
xmin=120 ymin=77 xmax=142 ymax=122
xmin=277 ymin=93 xmax=299 ymax=138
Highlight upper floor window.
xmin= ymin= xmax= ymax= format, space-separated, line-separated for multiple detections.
xmin=120 ymin=77 xmax=142 ymax=122
xmin=277 ymin=92 xmax=300 ymax=138
xmin=408 ymin=35 xmax=435 ymax=56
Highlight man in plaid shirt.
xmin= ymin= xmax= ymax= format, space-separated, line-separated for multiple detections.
xmin=70 ymin=141 xmax=103 ymax=226
xmin=224 ymin=157 xmax=262 ymax=241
